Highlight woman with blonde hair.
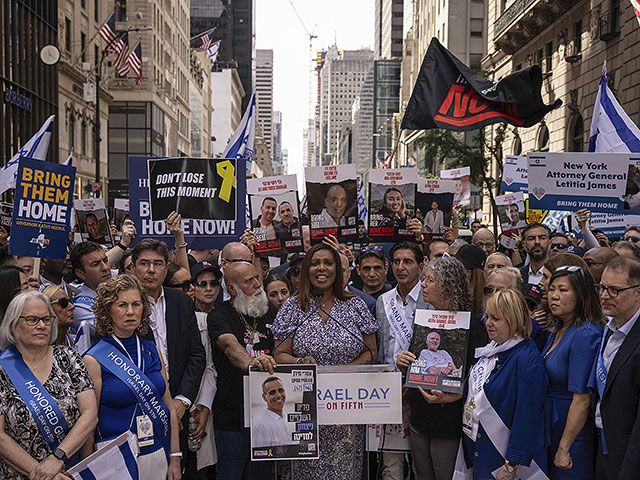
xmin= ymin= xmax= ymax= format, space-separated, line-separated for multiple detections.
xmin=41 ymin=285 xmax=75 ymax=347
xmin=82 ymin=274 xmax=181 ymax=480
xmin=455 ymin=288 xmax=548 ymax=479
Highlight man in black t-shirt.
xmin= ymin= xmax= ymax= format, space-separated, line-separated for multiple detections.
xmin=207 ymin=261 xmax=276 ymax=479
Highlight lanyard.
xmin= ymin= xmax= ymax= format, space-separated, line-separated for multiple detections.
xmin=111 ymin=334 xmax=142 ymax=370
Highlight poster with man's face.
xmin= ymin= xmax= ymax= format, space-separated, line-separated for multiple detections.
xmin=247 ymin=175 xmax=303 ymax=254
xmin=416 ymin=179 xmax=455 ymax=240
xmin=74 ymin=198 xmax=114 ymax=247
xmin=113 ymin=198 xmax=130 ymax=230
xmin=368 ymin=168 xmax=418 ymax=243
xmin=441 ymin=166 xmax=471 ymax=209
xmin=496 ymin=192 xmax=527 ymax=234
xmin=305 ymin=164 xmax=358 ymax=243
xmin=249 ymin=364 xmax=318 ymax=461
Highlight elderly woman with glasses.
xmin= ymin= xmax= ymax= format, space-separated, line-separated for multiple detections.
xmin=0 ymin=291 xmax=97 ymax=480
xmin=543 ymin=266 xmax=604 ymax=479
xmin=42 ymin=285 xmax=76 ymax=347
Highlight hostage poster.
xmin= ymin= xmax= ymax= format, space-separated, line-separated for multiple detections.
xmin=416 ymin=178 xmax=455 ymax=239
xmin=247 ymin=175 xmax=303 ymax=255
xmin=129 ymin=156 xmax=246 ymax=249
xmin=368 ymin=168 xmax=418 ymax=242
xmin=496 ymin=192 xmax=527 ymax=234
xmin=305 ymin=164 xmax=358 ymax=243
xmin=405 ymin=309 xmax=471 ymax=394
xmin=440 ymin=166 xmax=471 ymax=208
xmin=10 ymin=157 xmax=75 ymax=260
xmin=249 ymin=364 xmax=319 ymax=461
xmin=74 ymin=198 xmax=114 ymax=247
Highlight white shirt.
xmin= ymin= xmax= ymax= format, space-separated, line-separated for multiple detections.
xmin=385 ymin=281 xmax=422 ymax=365
xmin=528 ymin=264 xmax=545 ymax=285
xmin=316 ymin=208 xmax=346 ymax=228
xmin=252 ymin=409 xmax=291 ymax=447
xmin=595 ymin=307 xmax=640 ymax=429
xmin=418 ymin=348 xmax=454 ymax=373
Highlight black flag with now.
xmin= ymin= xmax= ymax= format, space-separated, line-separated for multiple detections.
xmin=401 ymin=38 xmax=562 ymax=131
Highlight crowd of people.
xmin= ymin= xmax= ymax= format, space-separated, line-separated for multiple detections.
xmin=0 ymin=208 xmax=639 ymax=480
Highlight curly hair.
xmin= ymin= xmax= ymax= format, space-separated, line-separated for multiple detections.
xmin=428 ymin=257 xmax=471 ymax=312
xmin=93 ymin=274 xmax=151 ymax=337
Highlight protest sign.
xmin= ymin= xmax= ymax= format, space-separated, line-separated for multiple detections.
xmin=113 ymin=199 xmax=129 ymax=229
xmin=416 ymin=178 xmax=455 ymax=238
xmin=305 ymin=164 xmax=358 ymax=243
xmin=366 ymin=424 xmax=411 ymax=453
xmin=74 ymin=198 xmax=114 ymax=247
xmin=247 ymin=175 xmax=302 ymax=254
xmin=496 ymin=192 xmax=527 ymax=233
xmin=0 ymin=202 xmax=13 ymax=235
xmin=525 ymin=198 xmax=548 ymax=224
xmin=406 ymin=309 xmax=471 ymax=394
xmin=147 ymin=157 xmax=238 ymax=221
xmin=440 ymin=166 xmax=471 ymax=208
xmin=527 ymin=152 xmax=630 ymax=213
xmin=249 ymin=364 xmax=318 ymax=461
xmin=501 ymin=155 xmax=528 ymax=193
xmin=129 ymin=156 xmax=246 ymax=249
xmin=9 ymin=157 xmax=75 ymax=260
xmin=568 ymin=211 xmax=640 ymax=238
xmin=368 ymin=168 xmax=418 ymax=242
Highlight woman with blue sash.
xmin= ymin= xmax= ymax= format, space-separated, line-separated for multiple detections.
xmin=82 ymin=274 xmax=181 ymax=480
xmin=0 ymin=291 xmax=97 ymax=480
xmin=454 ymin=288 xmax=549 ymax=480
xmin=542 ymin=266 xmax=603 ymax=479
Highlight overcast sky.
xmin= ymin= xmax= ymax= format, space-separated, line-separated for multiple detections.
xmin=255 ymin=0 xmax=374 ymax=190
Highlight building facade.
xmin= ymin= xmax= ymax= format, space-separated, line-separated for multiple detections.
xmin=352 ymin=66 xmax=375 ymax=176
xmin=375 ymin=0 xmax=405 ymax=59
xmin=1 ymin=1 xmax=59 ymax=177
xmin=272 ymin=110 xmax=284 ymax=175
xmin=255 ymin=49 xmax=273 ymax=162
xmin=210 ymin=66 xmax=245 ymax=158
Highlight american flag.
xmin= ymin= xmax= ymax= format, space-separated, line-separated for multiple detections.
xmin=127 ymin=42 xmax=143 ymax=84
xmin=113 ymin=32 xmax=129 ymax=71
xmin=632 ymin=0 xmax=640 ymax=25
xmin=98 ymin=13 xmax=117 ymax=50
xmin=197 ymin=32 xmax=213 ymax=51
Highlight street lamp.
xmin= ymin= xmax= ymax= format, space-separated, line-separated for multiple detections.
xmin=94 ymin=26 xmax=151 ymax=193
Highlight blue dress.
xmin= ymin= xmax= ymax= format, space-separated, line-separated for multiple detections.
xmin=543 ymin=322 xmax=602 ymax=480
xmin=90 ymin=335 xmax=167 ymax=455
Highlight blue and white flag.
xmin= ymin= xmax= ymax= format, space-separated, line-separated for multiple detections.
xmin=222 ymin=94 xmax=256 ymax=174
xmin=589 ymin=61 xmax=640 ymax=153
xmin=62 ymin=152 xmax=73 ymax=167
xmin=357 ymin=178 xmax=368 ymax=227
xmin=67 ymin=431 xmax=139 ymax=480
xmin=207 ymin=40 xmax=221 ymax=64
xmin=0 ymin=115 xmax=55 ymax=195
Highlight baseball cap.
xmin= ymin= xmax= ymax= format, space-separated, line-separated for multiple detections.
xmin=190 ymin=261 xmax=222 ymax=282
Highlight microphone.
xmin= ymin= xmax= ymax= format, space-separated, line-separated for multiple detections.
xmin=311 ymin=288 xmax=375 ymax=365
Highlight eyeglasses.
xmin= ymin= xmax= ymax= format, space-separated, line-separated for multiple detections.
xmin=556 ymin=265 xmax=583 ymax=273
xmin=20 ymin=315 xmax=55 ymax=326
xmin=51 ymin=298 xmax=72 ymax=309
xmin=550 ymin=243 xmax=568 ymax=250
xmin=584 ymin=259 xmax=608 ymax=267
xmin=137 ymin=260 xmax=166 ymax=270
xmin=194 ymin=279 xmax=220 ymax=289
xmin=595 ymin=284 xmax=640 ymax=297
xmin=482 ymin=285 xmax=502 ymax=296
xmin=223 ymin=258 xmax=251 ymax=264
xmin=359 ymin=245 xmax=385 ymax=260
xmin=623 ymin=236 xmax=640 ymax=243
xmin=361 ymin=245 xmax=384 ymax=253
xmin=168 ymin=280 xmax=193 ymax=293
xmin=419 ymin=273 xmax=435 ymax=284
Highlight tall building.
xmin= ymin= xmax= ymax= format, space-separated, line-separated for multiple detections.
xmin=273 ymin=110 xmax=282 ymax=164
xmin=106 ymin=0 xmax=193 ymax=201
xmin=303 ymin=118 xmax=316 ymax=167
xmin=1 ymin=2 xmax=58 ymax=173
xmin=255 ymin=50 xmax=274 ymax=161
xmin=210 ymin=66 xmax=245 ymax=157
xmin=282 ymin=148 xmax=288 ymax=175
xmin=189 ymin=52 xmax=212 ymax=158
xmin=373 ymin=59 xmax=401 ymax=168
xmin=352 ymin=67 xmax=375 ymax=176
xmin=375 ymin=0 xmax=404 ymax=59
xmin=190 ymin=0 xmax=254 ymax=111
xmin=317 ymin=46 xmax=374 ymax=166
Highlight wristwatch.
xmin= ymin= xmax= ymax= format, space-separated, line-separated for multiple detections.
xmin=53 ymin=447 xmax=68 ymax=462
xmin=504 ymin=461 xmax=518 ymax=473
xmin=179 ymin=398 xmax=190 ymax=410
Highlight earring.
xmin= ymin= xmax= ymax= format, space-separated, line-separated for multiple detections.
xmin=136 ymin=324 xmax=145 ymax=334
xmin=107 ymin=324 xmax=113 ymax=334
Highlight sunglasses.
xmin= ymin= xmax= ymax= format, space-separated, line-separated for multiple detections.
xmin=550 ymin=243 xmax=568 ymax=250
xmin=482 ymin=285 xmax=502 ymax=296
xmin=168 ymin=280 xmax=193 ymax=293
xmin=51 ymin=297 xmax=73 ymax=309
xmin=623 ymin=236 xmax=640 ymax=243
xmin=194 ymin=279 xmax=220 ymax=289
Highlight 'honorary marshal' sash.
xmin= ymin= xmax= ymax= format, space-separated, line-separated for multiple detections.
xmin=89 ymin=339 xmax=171 ymax=458
xmin=0 ymin=346 xmax=71 ymax=453
xmin=382 ymin=289 xmax=413 ymax=352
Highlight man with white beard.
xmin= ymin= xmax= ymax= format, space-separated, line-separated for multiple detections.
xmin=208 ymin=261 xmax=277 ymax=479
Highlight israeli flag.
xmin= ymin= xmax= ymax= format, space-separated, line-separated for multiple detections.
xmin=73 ymin=320 xmax=96 ymax=356
xmin=589 ymin=61 xmax=640 ymax=153
xmin=0 ymin=115 xmax=55 ymax=195
xmin=63 ymin=152 xmax=73 ymax=166
xmin=207 ymin=40 xmax=221 ymax=65
xmin=357 ymin=178 xmax=368 ymax=227
xmin=67 ymin=431 xmax=139 ymax=480
xmin=222 ymin=93 xmax=256 ymax=174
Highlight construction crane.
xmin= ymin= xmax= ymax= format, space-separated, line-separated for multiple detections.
xmin=287 ymin=0 xmax=317 ymax=119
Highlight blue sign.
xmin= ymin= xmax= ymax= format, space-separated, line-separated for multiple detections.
xmin=128 ymin=156 xmax=246 ymax=249
xmin=500 ymin=155 xmax=528 ymax=193
xmin=9 ymin=157 xmax=75 ymax=259
xmin=4 ymin=88 xmax=32 ymax=112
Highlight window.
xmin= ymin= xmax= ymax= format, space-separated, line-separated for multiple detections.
xmin=81 ymin=32 xmax=86 ymax=62
xmin=470 ymin=19 xmax=483 ymax=37
xmin=81 ymin=122 xmax=87 ymax=155
xmin=569 ymin=114 xmax=584 ymax=152
xmin=470 ymin=54 xmax=482 ymax=70
xmin=545 ymin=42 xmax=552 ymax=72
xmin=574 ymin=20 xmax=582 ymax=53
xmin=65 ymin=18 xmax=71 ymax=52
xmin=94 ymin=0 xmax=99 ymax=21
xmin=68 ymin=115 xmax=75 ymax=151
xmin=512 ymin=136 xmax=522 ymax=155
xmin=81 ymin=0 xmax=86 ymax=8
xmin=537 ymin=124 xmax=550 ymax=152
xmin=535 ymin=48 xmax=544 ymax=69
xmin=611 ymin=0 xmax=621 ymax=32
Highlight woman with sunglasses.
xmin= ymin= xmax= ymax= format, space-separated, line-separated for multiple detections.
xmin=190 ymin=262 xmax=222 ymax=314
xmin=164 ymin=264 xmax=195 ymax=301
xmin=543 ymin=266 xmax=604 ymax=480
xmin=42 ymin=285 xmax=76 ymax=347
xmin=0 ymin=291 xmax=97 ymax=479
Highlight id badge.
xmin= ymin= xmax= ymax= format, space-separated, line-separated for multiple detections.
xmin=462 ymin=399 xmax=475 ymax=439
xmin=136 ymin=415 xmax=154 ymax=447
xmin=251 ymin=331 xmax=260 ymax=345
